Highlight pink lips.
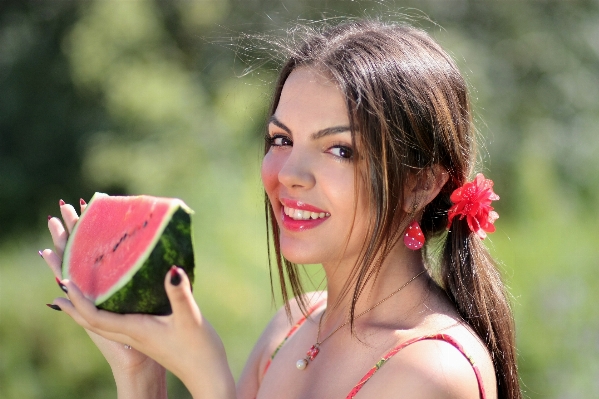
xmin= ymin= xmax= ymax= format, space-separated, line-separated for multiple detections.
xmin=280 ymin=198 xmax=329 ymax=232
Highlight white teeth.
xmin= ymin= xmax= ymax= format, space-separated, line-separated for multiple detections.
xmin=283 ymin=206 xmax=330 ymax=221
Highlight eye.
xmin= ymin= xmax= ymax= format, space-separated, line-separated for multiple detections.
xmin=269 ymin=134 xmax=293 ymax=147
xmin=328 ymin=145 xmax=353 ymax=160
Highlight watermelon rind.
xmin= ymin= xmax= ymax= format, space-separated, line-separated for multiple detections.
xmin=62 ymin=193 xmax=195 ymax=315
xmin=96 ymin=207 xmax=194 ymax=314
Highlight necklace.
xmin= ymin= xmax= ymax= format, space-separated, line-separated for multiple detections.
xmin=295 ymin=269 xmax=426 ymax=370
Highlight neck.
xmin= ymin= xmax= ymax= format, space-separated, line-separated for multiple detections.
xmin=320 ymin=241 xmax=428 ymax=328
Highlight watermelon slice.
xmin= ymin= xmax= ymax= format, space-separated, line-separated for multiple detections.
xmin=62 ymin=193 xmax=195 ymax=315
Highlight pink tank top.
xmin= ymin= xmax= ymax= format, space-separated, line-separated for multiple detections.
xmin=262 ymin=300 xmax=487 ymax=399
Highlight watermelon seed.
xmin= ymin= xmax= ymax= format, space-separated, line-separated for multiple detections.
xmin=113 ymin=233 xmax=129 ymax=252
xmin=143 ymin=220 xmax=148 ymax=227
xmin=94 ymin=254 xmax=104 ymax=264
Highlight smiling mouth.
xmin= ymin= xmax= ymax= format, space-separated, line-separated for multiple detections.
xmin=283 ymin=206 xmax=330 ymax=220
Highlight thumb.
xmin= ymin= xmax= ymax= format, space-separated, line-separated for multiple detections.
xmin=164 ymin=266 xmax=201 ymax=322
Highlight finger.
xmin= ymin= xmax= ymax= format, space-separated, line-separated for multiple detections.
xmin=60 ymin=202 xmax=80 ymax=234
xmin=48 ymin=217 xmax=68 ymax=259
xmin=61 ymin=278 xmax=148 ymax=338
xmin=80 ymin=198 xmax=88 ymax=214
xmin=164 ymin=266 xmax=201 ymax=323
xmin=51 ymin=297 xmax=135 ymax=345
xmin=40 ymin=249 xmax=62 ymax=279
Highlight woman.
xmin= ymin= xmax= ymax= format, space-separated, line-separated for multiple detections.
xmin=43 ymin=20 xmax=521 ymax=398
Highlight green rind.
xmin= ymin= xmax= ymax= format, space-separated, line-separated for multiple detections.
xmin=91 ymin=197 xmax=188 ymax=305
xmin=97 ymin=207 xmax=195 ymax=315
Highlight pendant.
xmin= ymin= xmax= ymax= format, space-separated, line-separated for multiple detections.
xmin=296 ymin=358 xmax=308 ymax=370
xmin=306 ymin=344 xmax=320 ymax=360
xmin=296 ymin=344 xmax=320 ymax=370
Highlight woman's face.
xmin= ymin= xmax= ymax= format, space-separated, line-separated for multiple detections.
xmin=261 ymin=67 xmax=370 ymax=267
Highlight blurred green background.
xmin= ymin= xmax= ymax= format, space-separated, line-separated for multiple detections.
xmin=1 ymin=0 xmax=598 ymax=398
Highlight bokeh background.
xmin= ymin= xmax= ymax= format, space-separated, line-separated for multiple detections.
xmin=1 ymin=0 xmax=598 ymax=398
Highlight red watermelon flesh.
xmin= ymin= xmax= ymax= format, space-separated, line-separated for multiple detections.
xmin=62 ymin=193 xmax=195 ymax=314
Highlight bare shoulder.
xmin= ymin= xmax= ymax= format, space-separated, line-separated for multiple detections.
xmin=265 ymin=291 xmax=328 ymax=339
xmin=361 ymin=328 xmax=496 ymax=399
xmin=236 ymin=291 xmax=326 ymax=399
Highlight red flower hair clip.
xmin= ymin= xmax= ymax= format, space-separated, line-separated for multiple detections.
xmin=447 ymin=173 xmax=499 ymax=239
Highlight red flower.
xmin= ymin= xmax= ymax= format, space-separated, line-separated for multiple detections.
xmin=447 ymin=173 xmax=499 ymax=239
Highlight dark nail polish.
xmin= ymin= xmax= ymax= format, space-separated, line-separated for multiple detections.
xmin=55 ymin=277 xmax=68 ymax=294
xmin=39 ymin=250 xmax=44 ymax=258
xmin=170 ymin=267 xmax=181 ymax=286
xmin=59 ymin=199 xmax=65 ymax=206
xmin=80 ymin=198 xmax=86 ymax=206
xmin=48 ymin=215 xmax=52 ymax=221
xmin=46 ymin=303 xmax=62 ymax=311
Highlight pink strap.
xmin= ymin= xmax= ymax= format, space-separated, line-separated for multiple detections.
xmin=262 ymin=298 xmax=327 ymax=375
xmin=346 ymin=333 xmax=486 ymax=399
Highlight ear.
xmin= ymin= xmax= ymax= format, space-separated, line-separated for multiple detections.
xmin=402 ymin=164 xmax=449 ymax=214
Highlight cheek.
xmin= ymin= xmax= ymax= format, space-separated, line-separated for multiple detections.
xmin=261 ymin=152 xmax=279 ymax=197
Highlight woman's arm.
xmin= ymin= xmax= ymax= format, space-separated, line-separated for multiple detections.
xmin=236 ymin=304 xmax=290 ymax=399
xmin=110 ymin=353 xmax=168 ymax=399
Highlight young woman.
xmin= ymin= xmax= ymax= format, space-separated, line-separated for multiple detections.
xmin=43 ymin=20 xmax=521 ymax=399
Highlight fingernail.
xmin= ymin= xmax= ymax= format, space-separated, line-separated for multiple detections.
xmin=55 ymin=277 xmax=68 ymax=294
xmin=48 ymin=215 xmax=52 ymax=221
xmin=38 ymin=250 xmax=44 ymax=258
xmin=170 ymin=266 xmax=181 ymax=286
xmin=59 ymin=199 xmax=65 ymax=206
xmin=80 ymin=198 xmax=86 ymax=206
xmin=46 ymin=303 xmax=62 ymax=311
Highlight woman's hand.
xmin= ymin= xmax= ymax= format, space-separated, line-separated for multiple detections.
xmin=54 ymin=267 xmax=236 ymax=399
xmin=43 ymin=200 xmax=166 ymax=398
xmin=44 ymin=200 xmax=236 ymax=399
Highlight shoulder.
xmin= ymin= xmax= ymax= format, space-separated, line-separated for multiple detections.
xmin=360 ymin=333 xmax=492 ymax=399
xmin=263 ymin=291 xmax=327 ymax=343
xmin=236 ymin=291 xmax=326 ymax=399
xmin=257 ymin=291 xmax=328 ymax=360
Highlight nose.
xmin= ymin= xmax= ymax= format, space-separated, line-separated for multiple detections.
xmin=277 ymin=148 xmax=316 ymax=190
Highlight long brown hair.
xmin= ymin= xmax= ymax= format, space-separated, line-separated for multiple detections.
xmin=263 ymin=20 xmax=520 ymax=399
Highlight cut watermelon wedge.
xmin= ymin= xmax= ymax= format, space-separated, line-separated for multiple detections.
xmin=62 ymin=193 xmax=195 ymax=315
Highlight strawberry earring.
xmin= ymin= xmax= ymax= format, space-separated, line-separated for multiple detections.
xmin=403 ymin=220 xmax=425 ymax=250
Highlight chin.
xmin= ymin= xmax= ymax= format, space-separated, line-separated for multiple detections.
xmin=278 ymin=239 xmax=324 ymax=265
xmin=280 ymin=249 xmax=318 ymax=265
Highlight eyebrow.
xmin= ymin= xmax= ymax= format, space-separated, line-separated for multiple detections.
xmin=268 ymin=115 xmax=351 ymax=140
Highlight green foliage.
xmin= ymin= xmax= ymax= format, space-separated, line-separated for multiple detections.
xmin=0 ymin=1 xmax=110 ymax=238
xmin=1 ymin=1 xmax=598 ymax=398
xmin=490 ymin=150 xmax=599 ymax=398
